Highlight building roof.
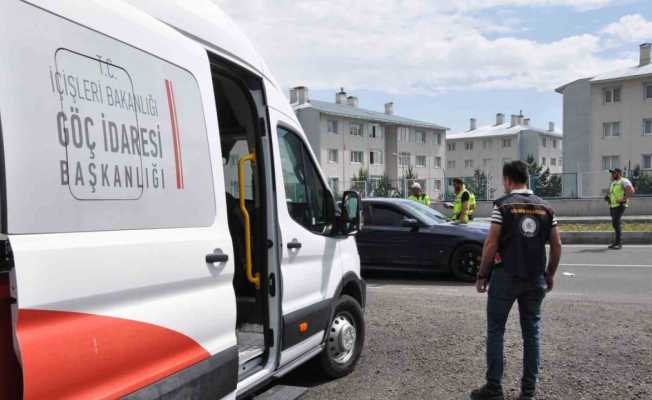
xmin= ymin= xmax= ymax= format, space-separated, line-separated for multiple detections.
xmin=556 ymin=63 xmax=652 ymax=92
xmin=446 ymin=122 xmax=562 ymax=140
xmin=589 ymin=63 xmax=652 ymax=84
xmin=294 ymin=100 xmax=448 ymax=130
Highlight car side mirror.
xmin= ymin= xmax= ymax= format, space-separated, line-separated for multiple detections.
xmin=401 ymin=217 xmax=419 ymax=231
xmin=338 ymin=191 xmax=361 ymax=236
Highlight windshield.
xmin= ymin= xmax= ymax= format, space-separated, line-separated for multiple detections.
xmin=401 ymin=201 xmax=448 ymax=225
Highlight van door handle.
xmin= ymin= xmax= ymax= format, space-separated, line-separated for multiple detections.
xmin=206 ymin=253 xmax=229 ymax=263
xmin=287 ymin=241 xmax=302 ymax=250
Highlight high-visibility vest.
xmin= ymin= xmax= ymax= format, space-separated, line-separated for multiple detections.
xmin=609 ymin=178 xmax=629 ymax=208
xmin=408 ymin=193 xmax=431 ymax=206
xmin=452 ymin=188 xmax=476 ymax=223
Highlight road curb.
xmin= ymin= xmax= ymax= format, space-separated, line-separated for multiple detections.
xmin=561 ymin=231 xmax=652 ymax=245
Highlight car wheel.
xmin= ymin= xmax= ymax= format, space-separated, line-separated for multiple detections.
xmin=451 ymin=244 xmax=482 ymax=282
xmin=317 ymin=295 xmax=365 ymax=378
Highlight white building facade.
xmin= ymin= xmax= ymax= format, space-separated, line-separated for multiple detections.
xmin=556 ymin=43 xmax=652 ymax=197
xmin=446 ymin=113 xmax=563 ymax=200
xmin=292 ymin=87 xmax=448 ymax=199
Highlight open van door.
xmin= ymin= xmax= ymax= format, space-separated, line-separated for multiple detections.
xmin=0 ymin=1 xmax=237 ymax=399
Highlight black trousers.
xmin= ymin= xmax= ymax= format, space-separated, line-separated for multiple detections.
xmin=610 ymin=205 xmax=626 ymax=244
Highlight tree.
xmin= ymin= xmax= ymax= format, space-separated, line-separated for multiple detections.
xmin=351 ymin=167 xmax=368 ymax=182
xmin=630 ymin=165 xmax=652 ymax=195
xmin=466 ymin=169 xmax=487 ymax=201
xmin=350 ymin=167 xmax=369 ymax=196
xmin=525 ymin=155 xmax=562 ymax=198
xmin=402 ymin=165 xmax=418 ymax=180
xmin=372 ymin=175 xmax=396 ymax=198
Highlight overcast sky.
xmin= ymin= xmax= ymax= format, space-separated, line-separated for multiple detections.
xmin=215 ymin=0 xmax=652 ymax=132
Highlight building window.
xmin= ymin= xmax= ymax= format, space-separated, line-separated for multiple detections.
xmin=643 ymin=119 xmax=652 ymax=136
xmin=553 ymin=139 xmax=558 ymax=149
xmin=434 ymin=156 xmax=442 ymax=168
xmin=502 ymin=138 xmax=512 ymax=148
xmin=465 ymin=141 xmax=474 ymax=151
xmin=328 ymin=177 xmax=339 ymax=194
xmin=465 ymin=160 xmax=474 ymax=168
xmin=447 ymin=160 xmax=456 ymax=169
xmin=601 ymin=155 xmax=620 ymax=170
xmin=415 ymin=130 xmax=426 ymax=144
xmin=482 ymin=139 xmax=492 ymax=149
xmin=327 ymin=119 xmax=338 ymax=134
xmin=416 ymin=155 xmax=427 ymax=168
xmin=350 ymin=150 xmax=364 ymax=164
xmin=398 ymin=127 xmax=410 ymax=143
xmin=643 ymin=154 xmax=652 ymax=170
xmin=483 ymin=158 xmax=492 ymax=167
xmin=541 ymin=157 xmax=546 ymax=166
xmin=327 ymin=149 xmax=338 ymax=163
xmin=542 ymin=137 xmax=547 ymax=147
xmin=644 ymin=83 xmax=652 ymax=100
xmin=399 ymin=152 xmax=411 ymax=167
xmin=603 ymin=121 xmax=621 ymax=138
xmin=603 ymin=87 xmax=621 ymax=103
xmin=551 ymin=158 xmax=557 ymax=166
xmin=369 ymin=150 xmax=384 ymax=165
xmin=447 ymin=142 xmax=456 ymax=151
xmin=350 ymin=123 xmax=363 ymax=136
xmin=369 ymin=125 xmax=383 ymax=139
xmin=559 ymin=158 xmax=563 ymax=167
xmin=436 ymin=133 xmax=442 ymax=145
xmin=434 ymin=179 xmax=442 ymax=190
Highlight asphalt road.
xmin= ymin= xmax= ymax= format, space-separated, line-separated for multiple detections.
xmin=281 ymin=245 xmax=652 ymax=400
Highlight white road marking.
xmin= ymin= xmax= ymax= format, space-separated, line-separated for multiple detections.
xmin=561 ymin=263 xmax=652 ymax=268
xmin=560 ymin=244 xmax=651 ymax=248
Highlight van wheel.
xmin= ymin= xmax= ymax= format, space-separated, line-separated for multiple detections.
xmin=451 ymin=244 xmax=482 ymax=282
xmin=317 ymin=295 xmax=365 ymax=378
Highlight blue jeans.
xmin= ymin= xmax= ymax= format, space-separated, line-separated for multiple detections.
xmin=486 ymin=268 xmax=546 ymax=391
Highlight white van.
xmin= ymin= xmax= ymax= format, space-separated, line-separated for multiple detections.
xmin=0 ymin=1 xmax=366 ymax=399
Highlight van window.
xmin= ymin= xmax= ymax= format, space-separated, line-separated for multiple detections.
xmin=0 ymin=6 xmax=215 ymax=233
xmin=277 ymin=127 xmax=332 ymax=234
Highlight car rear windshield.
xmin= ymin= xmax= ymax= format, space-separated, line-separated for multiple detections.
xmin=401 ymin=201 xmax=447 ymax=225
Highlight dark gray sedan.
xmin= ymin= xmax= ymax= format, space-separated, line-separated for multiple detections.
xmin=356 ymin=198 xmax=489 ymax=281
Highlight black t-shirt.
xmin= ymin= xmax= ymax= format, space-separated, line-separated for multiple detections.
xmin=461 ymin=192 xmax=470 ymax=202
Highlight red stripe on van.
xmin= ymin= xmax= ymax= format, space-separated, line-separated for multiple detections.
xmin=165 ymin=79 xmax=184 ymax=189
xmin=16 ymin=309 xmax=209 ymax=400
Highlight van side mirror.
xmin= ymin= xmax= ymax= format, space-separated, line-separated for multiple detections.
xmin=401 ymin=217 xmax=420 ymax=231
xmin=338 ymin=191 xmax=361 ymax=236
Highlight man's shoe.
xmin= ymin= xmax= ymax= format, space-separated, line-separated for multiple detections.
xmin=608 ymin=243 xmax=622 ymax=249
xmin=517 ymin=394 xmax=535 ymax=400
xmin=470 ymin=384 xmax=504 ymax=400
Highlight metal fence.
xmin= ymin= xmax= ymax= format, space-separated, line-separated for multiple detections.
xmin=575 ymin=170 xmax=652 ymax=198
xmin=339 ymin=178 xmax=445 ymax=200
xmin=329 ymin=170 xmax=652 ymax=202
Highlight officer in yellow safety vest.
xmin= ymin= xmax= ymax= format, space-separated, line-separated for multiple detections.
xmin=448 ymin=178 xmax=476 ymax=223
xmin=604 ymin=168 xmax=635 ymax=249
xmin=408 ymin=182 xmax=431 ymax=206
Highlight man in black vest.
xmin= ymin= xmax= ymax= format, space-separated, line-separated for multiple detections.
xmin=470 ymin=161 xmax=562 ymax=400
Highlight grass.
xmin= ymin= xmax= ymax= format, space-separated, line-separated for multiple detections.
xmin=559 ymin=223 xmax=652 ymax=232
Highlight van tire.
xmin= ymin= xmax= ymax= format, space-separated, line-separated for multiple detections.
xmin=451 ymin=243 xmax=482 ymax=282
xmin=317 ymin=295 xmax=365 ymax=378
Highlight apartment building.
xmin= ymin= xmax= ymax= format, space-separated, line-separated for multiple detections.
xmin=291 ymin=87 xmax=448 ymax=199
xmin=446 ymin=113 xmax=563 ymax=199
xmin=556 ymin=43 xmax=652 ymax=197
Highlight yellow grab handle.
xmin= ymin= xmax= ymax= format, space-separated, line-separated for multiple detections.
xmin=238 ymin=153 xmax=260 ymax=289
